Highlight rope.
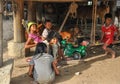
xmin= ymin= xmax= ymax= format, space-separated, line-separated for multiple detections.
xmin=90 ymin=0 xmax=97 ymax=44
xmin=69 ymin=2 xmax=78 ymax=18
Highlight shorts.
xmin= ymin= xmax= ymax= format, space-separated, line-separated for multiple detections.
xmin=35 ymin=72 xmax=55 ymax=84
xmin=107 ymin=44 xmax=113 ymax=48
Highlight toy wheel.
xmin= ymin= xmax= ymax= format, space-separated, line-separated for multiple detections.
xmin=73 ymin=52 xmax=81 ymax=60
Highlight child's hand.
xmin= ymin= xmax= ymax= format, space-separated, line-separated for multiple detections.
xmin=26 ymin=58 xmax=32 ymax=62
xmin=28 ymin=73 xmax=33 ymax=78
xmin=53 ymin=59 xmax=58 ymax=64
xmin=33 ymin=42 xmax=38 ymax=46
xmin=55 ymin=70 xmax=60 ymax=75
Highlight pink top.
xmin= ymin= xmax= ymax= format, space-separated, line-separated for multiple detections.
xmin=28 ymin=33 xmax=42 ymax=43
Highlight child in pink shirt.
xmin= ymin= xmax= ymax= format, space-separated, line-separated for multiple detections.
xmin=25 ymin=22 xmax=43 ymax=49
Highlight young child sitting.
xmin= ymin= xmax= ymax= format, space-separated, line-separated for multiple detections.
xmin=47 ymin=30 xmax=66 ymax=61
xmin=28 ymin=43 xmax=59 ymax=84
xmin=100 ymin=13 xmax=119 ymax=58
xmin=25 ymin=22 xmax=43 ymax=49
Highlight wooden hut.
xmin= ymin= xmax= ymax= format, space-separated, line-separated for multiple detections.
xmin=5 ymin=0 xmax=117 ymax=57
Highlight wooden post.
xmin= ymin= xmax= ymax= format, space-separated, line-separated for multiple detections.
xmin=36 ymin=3 xmax=43 ymax=21
xmin=13 ymin=0 xmax=25 ymax=42
xmin=90 ymin=0 xmax=97 ymax=44
xmin=0 ymin=0 xmax=3 ymax=67
xmin=112 ymin=0 xmax=117 ymax=22
xmin=28 ymin=0 xmax=36 ymax=22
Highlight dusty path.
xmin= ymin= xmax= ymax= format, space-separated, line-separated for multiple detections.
xmin=9 ymin=45 xmax=120 ymax=84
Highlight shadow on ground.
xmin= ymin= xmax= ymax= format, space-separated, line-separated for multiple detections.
xmin=54 ymin=54 xmax=110 ymax=83
xmin=10 ymin=44 xmax=120 ymax=84
xmin=10 ymin=54 xmax=109 ymax=84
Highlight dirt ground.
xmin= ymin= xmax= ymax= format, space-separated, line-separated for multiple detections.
xmin=2 ymin=17 xmax=120 ymax=84
xmin=8 ymin=44 xmax=120 ymax=84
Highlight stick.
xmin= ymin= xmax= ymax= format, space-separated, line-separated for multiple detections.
xmin=59 ymin=10 xmax=70 ymax=33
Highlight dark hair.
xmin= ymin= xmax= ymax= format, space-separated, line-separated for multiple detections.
xmin=34 ymin=43 xmax=47 ymax=55
xmin=37 ymin=20 xmax=42 ymax=24
xmin=47 ymin=30 xmax=62 ymax=42
xmin=45 ymin=20 xmax=51 ymax=24
xmin=104 ymin=13 xmax=112 ymax=20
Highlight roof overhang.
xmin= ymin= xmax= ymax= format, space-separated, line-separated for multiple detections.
xmin=24 ymin=0 xmax=88 ymax=3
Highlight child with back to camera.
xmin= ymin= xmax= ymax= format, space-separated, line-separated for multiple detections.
xmin=28 ymin=43 xmax=59 ymax=84
xmin=100 ymin=13 xmax=119 ymax=58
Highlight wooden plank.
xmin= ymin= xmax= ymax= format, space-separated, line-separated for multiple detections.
xmin=24 ymin=0 xmax=88 ymax=2
xmin=24 ymin=0 xmax=115 ymax=2
xmin=90 ymin=41 xmax=120 ymax=47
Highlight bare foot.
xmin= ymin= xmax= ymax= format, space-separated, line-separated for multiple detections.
xmin=105 ymin=51 xmax=108 ymax=55
xmin=111 ymin=51 xmax=115 ymax=59
xmin=111 ymin=55 xmax=115 ymax=59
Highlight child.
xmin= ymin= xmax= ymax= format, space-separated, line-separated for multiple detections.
xmin=25 ymin=22 xmax=43 ymax=49
xmin=100 ymin=13 xmax=119 ymax=58
xmin=41 ymin=20 xmax=53 ymax=52
xmin=28 ymin=43 xmax=59 ymax=84
xmin=72 ymin=26 xmax=83 ymax=45
xmin=47 ymin=30 xmax=65 ymax=61
xmin=42 ymin=20 xmax=53 ymax=41
xmin=47 ymin=31 xmax=61 ymax=60
xmin=49 ymin=37 xmax=60 ymax=60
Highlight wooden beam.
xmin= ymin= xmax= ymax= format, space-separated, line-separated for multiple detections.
xmin=0 ymin=0 xmax=3 ymax=67
xmin=59 ymin=9 xmax=70 ymax=33
xmin=24 ymin=0 xmax=88 ymax=2
xmin=28 ymin=0 xmax=36 ymax=21
xmin=90 ymin=0 xmax=97 ymax=44
xmin=13 ymin=0 xmax=25 ymax=42
xmin=90 ymin=41 xmax=120 ymax=47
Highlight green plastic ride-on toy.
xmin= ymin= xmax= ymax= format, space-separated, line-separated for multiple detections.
xmin=61 ymin=40 xmax=89 ymax=60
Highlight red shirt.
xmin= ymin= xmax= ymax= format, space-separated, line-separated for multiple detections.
xmin=102 ymin=24 xmax=117 ymax=45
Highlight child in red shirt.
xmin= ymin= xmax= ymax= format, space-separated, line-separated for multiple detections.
xmin=101 ymin=13 xmax=119 ymax=58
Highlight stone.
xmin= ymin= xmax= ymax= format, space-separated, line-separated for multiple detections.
xmin=0 ymin=59 xmax=14 ymax=84
xmin=8 ymin=40 xmax=29 ymax=58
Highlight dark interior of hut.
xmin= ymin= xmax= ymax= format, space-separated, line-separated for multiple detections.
xmin=4 ymin=1 xmax=120 ymax=30
xmin=39 ymin=2 xmax=79 ymax=28
xmin=32 ymin=2 xmax=94 ymax=32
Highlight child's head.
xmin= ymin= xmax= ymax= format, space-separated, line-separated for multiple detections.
xmin=49 ymin=37 xmax=58 ymax=44
xmin=27 ymin=22 xmax=37 ymax=33
xmin=74 ymin=27 xmax=79 ymax=34
xmin=104 ymin=13 xmax=112 ymax=26
xmin=47 ymin=30 xmax=58 ymax=44
xmin=34 ymin=43 xmax=47 ymax=55
xmin=47 ymin=35 xmax=58 ymax=44
xmin=45 ymin=20 xmax=52 ymax=30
